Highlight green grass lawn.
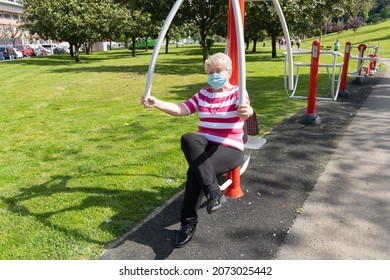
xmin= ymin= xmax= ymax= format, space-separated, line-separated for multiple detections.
xmin=0 ymin=19 xmax=388 ymax=260
xmin=309 ymin=19 xmax=390 ymax=59
xmin=290 ymin=19 xmax=390 ymax=61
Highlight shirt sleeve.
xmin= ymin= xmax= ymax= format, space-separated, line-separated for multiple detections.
xmin=183 ymin=93 xmax=199 ymax=114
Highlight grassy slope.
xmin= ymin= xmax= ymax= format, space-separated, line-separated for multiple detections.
xmin=312 ymin=19 xmax=390 ymax=59
xmin=294 ymin=19 xmax=389 ymax=62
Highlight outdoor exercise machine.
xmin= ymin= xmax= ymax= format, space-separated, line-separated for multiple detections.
xmin=339 ymin=41 xmax=381 ymax=97
xmin=365 ymin=42 xmax=381 ymax=75
xmin=284 ymin=39 xmax=381 ymax=123
xmin=142 ymin=0 xmax=307 ymax=197
xmin=283 ymin=48 xmax=344 ymax=101
xmin=348 ymin=41 xmax=381 ymax=83
xmin=282 ymin=40 xmax=344 ymax=124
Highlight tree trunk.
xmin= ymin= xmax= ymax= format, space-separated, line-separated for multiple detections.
xmin=251 ymin=38 xmax=258 ymax=53
xmin=200 ymin=33 xmax=208 ymax=63
xmin=165 ymin=34 xmax=170 ymax=54
xmin=74 ymin=43 xmax=80 ymax=62
xmin=85 ymin=43 xmax=91 ymax=55
xmin=70 ymin=43 xmax=74 ymax=57
xmin=245 ymin=36 xmax=250 ymax=50
xmin=271 ymin=35 xmax=277 ymax=58
xmin=131 ymin=35 xmax=136 ymax=57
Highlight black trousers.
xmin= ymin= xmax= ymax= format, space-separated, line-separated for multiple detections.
xmin=180 ymin=133 xmax=244 ymax=226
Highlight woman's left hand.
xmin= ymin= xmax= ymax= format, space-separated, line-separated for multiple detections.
xmin=237 ymin=103 xmax=254 ymax=120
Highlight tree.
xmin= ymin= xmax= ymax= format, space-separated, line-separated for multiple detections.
xmin=247 ymin=0 xmax=292 ymax=58
xmin=331 ymin=22 xmax=346 ymax=38
xmin=342 ymin=0 xmax=375 ymax=19
xmin=116 ymin=0 xmax=166 ymax=56
xmin=243 ymin=0 xmax=318 ymax=58
xmin=181 ymin=0 xmax=228 ymax=62
xmin=369 ymin=0 xmax=390 ymax=22
xmin=128 ymin=0 xmax=228 ymax=62
xmin=120 ymin=9 xmax=151 ymax=57
xmin=302 ymin=0 xmax=345 ymax=41
xmin=245 ymin=1 xmax=268 ymax=53
xmin=0 ymin=24 xmax=22 ymax=46
xmin=22 ymin=0 xmax=61 ymax=40
xmin=22 ymin=0 xmax=130 ymax=62
xmin=347 ymin=16 xmax=363 ymax=42
xmin=90 ymin=1 xmax=131 ymax=53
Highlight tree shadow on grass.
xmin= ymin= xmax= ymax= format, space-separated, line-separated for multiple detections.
xmin=41 ymin=55 xmax=204 ymax=76
xmin=14 ymin=50 xmax=141 ymax=68
xmin=0 ymin=166 xmax=183 ymax=259
xmin=15 ymin=45 xmax=205 ymax=67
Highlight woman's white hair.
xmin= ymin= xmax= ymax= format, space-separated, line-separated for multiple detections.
xmin=204 ymin=52 xmax=232 ymax=73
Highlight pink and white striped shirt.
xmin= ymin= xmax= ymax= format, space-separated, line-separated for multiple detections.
xmin=183 ymin=86 xmax=250 ymax=151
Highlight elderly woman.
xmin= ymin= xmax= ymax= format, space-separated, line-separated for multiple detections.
xmin=141 ymin=52 xmax=254 ymax=248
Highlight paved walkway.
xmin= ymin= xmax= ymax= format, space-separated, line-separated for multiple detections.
xmin=277 ymin=59 xmax=390 ymax=259
xmin=100 ymin=59 xmax=390 ymax=260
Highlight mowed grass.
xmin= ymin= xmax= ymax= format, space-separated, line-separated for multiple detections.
xmin=1 ymin=19 xmax=388 ymax=259
xmin=0 ymin=45 xmax=306 ymax=259
xmin=309 ymin=19 xmax=390 ymax=59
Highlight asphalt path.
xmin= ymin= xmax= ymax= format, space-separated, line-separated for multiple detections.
xmin=99 ymin=59 xmax=389 ymax=260
xmin=277 ymin=59 xmax=390 ymax=259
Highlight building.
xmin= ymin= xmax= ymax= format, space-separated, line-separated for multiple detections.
xmin=0 ymin=0 xmax=27 ymax=45
xmin=0 ymin=0 xmax=106 ymax=52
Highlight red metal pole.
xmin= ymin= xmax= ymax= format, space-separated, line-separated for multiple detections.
xmin=228 ymin=0 xmax=245 ymax=86
xmin=339 ymin=41 xmax=351 ymax=97
xmin=225 ymin=168 xmax=243 ymax=198
xmin=299 ymin=40 xmax=321 ymax=124
xmin=307 ymin=40 xmax=321 ymax=115
xmin=224 ymin=0 xmax=245 ymax=198
xmin=368 ymin=54 xmax=375 ymax=75
xmin=357 ymin=43 xmax=367 ymax=77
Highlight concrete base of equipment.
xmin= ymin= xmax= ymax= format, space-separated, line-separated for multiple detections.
xmin=299 ymin=114 xmax=321 ymax=125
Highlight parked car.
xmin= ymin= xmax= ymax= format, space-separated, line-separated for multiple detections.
xmin=61 ymin=46 xmax=70 ymax=53
xmin=41 ymin=44 xmax=57 ymax=54
xmin=13 ymin=49 xmax=23 ymax=59
xmin=53 ymin=46 xmax=67 ymax=54
xmin=0 ymin=45 xmax=8 ymax=59
xmin=0 ymin=52 xmax=4 ymax=61
xmin=30 ymin=45 xmax=48 ymax=56
xmin=15 ymin=45 xmax=34 ymax=57
xmin=0 ymin=45 xmax=23 ymax=59
xmin=129 ymin=37 xmax=157 ymax=50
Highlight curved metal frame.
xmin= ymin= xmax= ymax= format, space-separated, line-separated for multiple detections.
xmin=271 ymin=0 xmax=294 ymax=91
xmin=143 ymin=0 xmax=185 ymax=102
xmin=348 ymin=43 xmax=381 ymax=78
xmin=283 ymin=51 xmax=344 ymax=101
xmin=143 ymin=0 xmax=293 ymax=105
xmin=143 ymin=0 xmax=248 ymax=104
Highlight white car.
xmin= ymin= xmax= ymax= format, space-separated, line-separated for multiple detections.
xmin=41 ymin=44 xmax=57 ymax=54
xmin=13 ymin=49 xmax=23 ymax=59
xmin=30 ymin=45 xmax=48 ymax=56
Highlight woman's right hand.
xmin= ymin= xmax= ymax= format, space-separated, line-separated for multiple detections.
xmin=140 ymin=95 xmax=158 ymax=108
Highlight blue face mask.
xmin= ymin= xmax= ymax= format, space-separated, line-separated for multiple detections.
xmin=208 ymin=72 xmax=227 ymax=89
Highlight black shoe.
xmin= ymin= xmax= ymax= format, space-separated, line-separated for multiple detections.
xmin=175 ymin=224 xmax=196 ymax=248
xmin=207 ymin=191 xmax=225 ymax=214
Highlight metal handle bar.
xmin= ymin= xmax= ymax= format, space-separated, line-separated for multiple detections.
xmin=143 ymin=0 xmax=185 ymax=102
xmin=231 ymin=0 xmax=246 ymax=105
